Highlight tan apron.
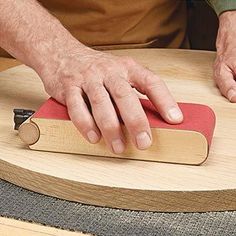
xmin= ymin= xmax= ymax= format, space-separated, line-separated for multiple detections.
xmin=0 ymin=0 xmax=188 ymax=57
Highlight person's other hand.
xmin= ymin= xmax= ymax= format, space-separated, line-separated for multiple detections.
xmin=214 ymin=11 xmax=236 ymax=102
xmin=38 ymin=47 xmax=183 ymax=154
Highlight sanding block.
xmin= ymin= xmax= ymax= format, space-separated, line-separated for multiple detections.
xmin=18 ymin=98 xmax=216 ymax=165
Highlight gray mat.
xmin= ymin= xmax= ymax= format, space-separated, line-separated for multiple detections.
xmin=0 ymin=180 xmax=235 ymax=236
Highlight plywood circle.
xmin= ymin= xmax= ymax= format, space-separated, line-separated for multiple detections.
xmin=0 ymin=49 xmax=235 ymax=212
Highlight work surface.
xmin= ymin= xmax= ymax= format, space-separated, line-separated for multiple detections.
xmin=0 ymin=49 xmax=236 ymax=214
xmin=0 ymin=179 xmax=235 ymax=236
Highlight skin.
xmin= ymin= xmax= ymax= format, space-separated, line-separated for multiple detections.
xmin=214 ymin=11 xmax=236 ymax=102
xmin=0 ymin=1 xmax=233 ymax=154
xmin=0 ymin=0 xmax=183 ymax=154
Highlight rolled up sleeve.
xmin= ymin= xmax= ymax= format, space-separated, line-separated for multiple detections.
xmin=207 ymin=0 xmax=236 ymax=15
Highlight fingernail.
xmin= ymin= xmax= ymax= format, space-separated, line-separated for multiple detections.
xmin=136 ymin=132 xmax=151 ymax=150
xmin=112 ymin=139 xmax=125 ymax=154
xmin=87 ymin=130 xmax=100 ymax=143
xmin=168 ymin=107 xmax=183 ymax=122
xmin=227 ymin=89 xmax=236 ymax=102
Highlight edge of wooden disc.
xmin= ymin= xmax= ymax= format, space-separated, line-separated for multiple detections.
xmin=0 ymin=158 xmax=235 ymax=213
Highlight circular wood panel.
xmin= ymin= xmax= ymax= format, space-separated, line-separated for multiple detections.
xmin=0 ymin=49 xmax=235 ymax=212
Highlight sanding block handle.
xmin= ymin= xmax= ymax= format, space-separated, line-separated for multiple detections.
xmin=18 ymin=120 xmax=40 ymax=145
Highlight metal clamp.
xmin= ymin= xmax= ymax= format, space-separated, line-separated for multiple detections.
xmin=13 ymin=109 xmax=35 ymax=130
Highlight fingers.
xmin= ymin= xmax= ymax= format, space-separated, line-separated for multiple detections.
xmin=214 ymin=61 xmax=236 ymax=102
xmin=82 ymin=79 xmax=125 ymax=154
xmin=65 ymin=54 xmax=184 ymax=154
xmin=65 ymin=86 xmax=101 ymax=144
xmin=105 ymin=77 xmax=152 ymax=150
xmin=124 ymin=57 xmax=183 ymax=124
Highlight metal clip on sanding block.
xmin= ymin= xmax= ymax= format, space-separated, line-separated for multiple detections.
xmin=16 ymin=98 xmax=216 ymax=165
xmin=13 ymin=109 xmax=35 ymax=130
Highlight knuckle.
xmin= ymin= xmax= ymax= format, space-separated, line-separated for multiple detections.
xmin=89 ymin=57 xmax=121 ymax=75
xmin=127 ymin=115 xmax=147 ymax=131
xmin=214 ymin=61 xmax=225 ymax=76
xmin=103 ymin=62 xmax=128 ymax=79
xmin=91 ymin=90 xmax=108 ymax=105
xmin=85 ymin=82 xmax=108 ymax=105
xmin=120 ymin=56 xmax=137 ymax=67
xmin=144 ymin=75 xmax=163 ymax=92
xmin=213 ymin=56 xmax=232 ymax=78
xmin=101 ymin=119 xmax=120 ymax=133
xmin=110 ymin=79 xmax=132 ymax=99
xmin=215 ymin=76 xmax=224 ymax=89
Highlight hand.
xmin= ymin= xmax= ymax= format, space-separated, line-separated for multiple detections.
xmin=0 ymin=0 xmax=183 ymax=154
xmin=214 ymin=11 xmax=236 ymax=102
xmin=36 ymin=46 xmax=183 ymax=154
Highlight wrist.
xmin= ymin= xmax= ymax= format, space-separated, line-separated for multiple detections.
xmin=219 ymin=10 xmax=236 ymax=22
xmin=26 ymin=19 xmax=81 ymax=73
xmin=33 ymin=31 xmax=94 ymax=84
xmin=216 ymin=11 xmax=236 ymax=53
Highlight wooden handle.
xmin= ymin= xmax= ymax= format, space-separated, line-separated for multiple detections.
xmin=18 ymin=121 xmax=40 ymax=145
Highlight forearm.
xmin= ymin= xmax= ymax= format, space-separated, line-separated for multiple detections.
xmin=0 ymin=0 xmax=83 ymax=71
xmin=0 ymin=0 xmax=183 ymax=152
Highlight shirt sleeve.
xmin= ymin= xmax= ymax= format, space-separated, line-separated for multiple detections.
xmin=207 ymin=0 xmax=236 ymax=15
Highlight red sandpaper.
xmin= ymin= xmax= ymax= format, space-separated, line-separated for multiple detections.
xmin=33 ymin=98 xmax=216 ymax=145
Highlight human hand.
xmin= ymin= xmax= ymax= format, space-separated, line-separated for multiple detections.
xmin=37 ymin=46 xmax=183 ymax=154
xmin=0 ymin=0 xmax=183 ymax=154
xmin=214 ymin=11 xmax=236 ymax=102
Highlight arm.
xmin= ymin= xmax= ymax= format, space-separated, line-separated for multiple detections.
xmin=0 ymin=0 xmax=79 ymax=71
xmin=206 ymin=0 xmax=236 ymax=102
xmin=0 ymin=0 xmax=183 ymax=153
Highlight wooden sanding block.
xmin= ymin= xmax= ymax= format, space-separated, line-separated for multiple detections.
xmin=18 ymin=98 xmax=216 ymax=165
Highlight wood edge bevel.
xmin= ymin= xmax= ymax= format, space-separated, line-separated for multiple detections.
xmin=0 ymin=158 xmax=235 ymax=213
xmin=193 ymin=132 xmax=210 ymax=166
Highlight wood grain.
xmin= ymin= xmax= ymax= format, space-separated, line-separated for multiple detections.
xmin=26 ymin=119 xmax=208 ymax=165
xmin=0 ymin=217 xmax=89 ymax=236
xmin=0 ymin=49 xmax=235 ymax=212
xmin=19 ymin=121 xmax=40 ymax=145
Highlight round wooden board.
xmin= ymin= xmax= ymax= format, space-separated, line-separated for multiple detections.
xmin=0 ymin=49 xmax=235 ymax=212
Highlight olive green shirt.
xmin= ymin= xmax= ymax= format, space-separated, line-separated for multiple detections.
xmin=208 ymin=0 xmax=236 ymax=15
